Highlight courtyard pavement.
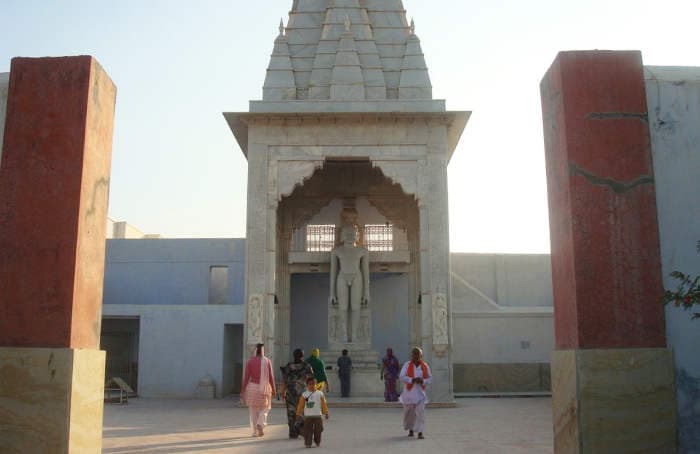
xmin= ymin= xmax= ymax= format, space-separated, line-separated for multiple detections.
xmin=103 ymin=397 xmax=553 ymax=453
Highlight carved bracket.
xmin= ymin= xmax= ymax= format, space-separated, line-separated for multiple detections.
xmin=371 ymin=160 xmax=420 ymax=199
xmin=277 ymin=160 xmax=324 ymax=201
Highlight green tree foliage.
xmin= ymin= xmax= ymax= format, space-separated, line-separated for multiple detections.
xmin=663 ymin=240 xmax=700 ymax=320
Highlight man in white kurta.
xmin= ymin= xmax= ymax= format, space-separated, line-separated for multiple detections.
xmin=399 ymin=347 xmax=432 ymax=439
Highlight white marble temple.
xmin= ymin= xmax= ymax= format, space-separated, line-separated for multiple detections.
xmin=225 ymin=0 xmax=469 ymax=403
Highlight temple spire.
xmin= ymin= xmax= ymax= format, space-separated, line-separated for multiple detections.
xmin=330 ymin=15 xmax=365 ymax=100
xmin=263 ymin=18 xmax=297 ymax=100
xmin=399 ymin=19 xmax=432 ymax=99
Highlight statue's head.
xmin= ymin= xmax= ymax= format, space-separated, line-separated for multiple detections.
xmin=340 ymin=226 xmax=358 ymax=246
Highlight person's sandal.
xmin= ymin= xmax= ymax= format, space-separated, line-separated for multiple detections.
xmin=418 ymin=432 xmax=425 ymax=440
xmin=408 ymin=430 xmax=414 ymax=437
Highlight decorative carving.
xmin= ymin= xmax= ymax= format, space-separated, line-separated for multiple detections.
xmin=329 ymin=314 xmax=338 ymax=341
xmin=359 ymin=315 xmax=371 ymax=342
xmin=277 ymin=160 xmax=324 ymax=201
xmin=432 ymin=293 xmax=449 ymax=347
xmin=248 ymin=294 xmax=264 ymax=344
xmin=371 ymin=160 xmax=419 ymax=198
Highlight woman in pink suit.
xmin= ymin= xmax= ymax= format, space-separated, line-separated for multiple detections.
xmin=241 ymin=343 xmax=276 ymax=437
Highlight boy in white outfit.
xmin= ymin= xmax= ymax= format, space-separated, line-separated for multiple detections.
xmin=295 ymin=377 xmax=330 ymax=448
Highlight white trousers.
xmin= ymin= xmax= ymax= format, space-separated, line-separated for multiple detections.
xmin=248 ymin=406 xmax=270 ymax=435
xmin=403 ymin=402 xmax=426 ymax=433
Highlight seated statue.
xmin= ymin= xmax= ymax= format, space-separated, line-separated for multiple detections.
xmin=329 ymin=226 xmax=370 ymax=343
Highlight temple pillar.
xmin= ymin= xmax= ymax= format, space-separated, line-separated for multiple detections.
xmin=0 ymin=56 xmax=116 ymax=453
xmin=243 ymin=134 xmax=278 ymax=372
xmin=418 ymin=145 xmax=453 ymax=403
xmin=541 ymin=51 xmax=677 ymax=453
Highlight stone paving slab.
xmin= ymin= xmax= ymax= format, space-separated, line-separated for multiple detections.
xmin=246 ymin=396 xmax=457 ymax=409
xmin=103 ymin=397 xmax=553 ymax=453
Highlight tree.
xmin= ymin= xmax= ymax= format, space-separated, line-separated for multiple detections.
xmin=663 ymin=241 xmax=700 ymax=320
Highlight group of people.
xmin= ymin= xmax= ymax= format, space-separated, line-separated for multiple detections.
xmin=240 ymin=344 xmax=432 ymax=447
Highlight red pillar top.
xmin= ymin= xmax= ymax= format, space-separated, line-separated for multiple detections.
xmin=0 ymin=56 xmax=116 ymax=349
xmin=541 ymin=51 xmax=666 ymax=349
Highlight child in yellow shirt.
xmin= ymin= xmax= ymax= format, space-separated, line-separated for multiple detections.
xmin=295 ymin=377 xmax=330 ymax=448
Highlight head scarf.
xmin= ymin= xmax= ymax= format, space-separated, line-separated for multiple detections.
xmin=293 ymin=348 xmax=304 ymax=362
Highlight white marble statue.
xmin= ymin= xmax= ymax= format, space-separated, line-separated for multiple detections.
xmin=329 ymin=226 xmax=370 ymax=343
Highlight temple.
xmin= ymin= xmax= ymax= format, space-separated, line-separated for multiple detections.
xmin=226 ymin=0 xmax=468 ymax=401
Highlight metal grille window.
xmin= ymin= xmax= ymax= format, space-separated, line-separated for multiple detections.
xmin=364 ymin=224 xmax=393 ymax=251
xmin=306 ymin=224 xmax=336 ymax=252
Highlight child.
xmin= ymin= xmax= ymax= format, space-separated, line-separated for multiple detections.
xmin=295 ymin=377 xmax=330 ymax=448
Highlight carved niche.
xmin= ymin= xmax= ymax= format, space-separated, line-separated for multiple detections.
xmin=247 ymin=294 xmax=264 ymax=344
xmin=432 ymin=293 xmax=449 ymax=356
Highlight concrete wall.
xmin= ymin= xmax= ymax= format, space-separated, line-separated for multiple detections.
xmin=104 ymin=239 xmax=245 ymax=306
xmin=646 ymin=66 xmax=700 ymax=452
xmin=450 ymin=253 xmax=554 ymax=392
xmin=102 ymin=239 xmax=247 ymax=398
xmin=0 ymin=72 xmax=9 ymax=165
xmin=290 ymin=272 xmax=410 ymax=363
xmin=102 ymin=304 xmax=243 ymax=398
xmin=451 ymin=253 xmax=553 ymax=311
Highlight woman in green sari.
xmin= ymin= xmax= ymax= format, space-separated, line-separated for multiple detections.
xmin=307 ymin=348 xmax=331 ymax=393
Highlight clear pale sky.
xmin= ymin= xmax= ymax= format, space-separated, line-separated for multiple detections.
xmin=2 ymin=0 xmax=699 ymax=252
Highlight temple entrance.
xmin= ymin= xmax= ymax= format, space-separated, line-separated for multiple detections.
xmin=277 ymin=160 xmax=418 ymax=396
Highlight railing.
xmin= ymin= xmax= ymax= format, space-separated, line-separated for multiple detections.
xmin=291 ymin=224 xmax=396 ymax=252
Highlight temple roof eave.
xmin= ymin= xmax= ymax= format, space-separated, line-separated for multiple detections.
xmin=223 ymin=107 xmax=470 ymax=163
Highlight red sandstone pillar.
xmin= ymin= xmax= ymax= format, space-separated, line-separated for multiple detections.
xmin=541 ymin=51 xmax=677 ymax=453
xmin=0 ymin=56 xmax=116 ymax=454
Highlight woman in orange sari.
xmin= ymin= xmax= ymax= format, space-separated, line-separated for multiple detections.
xmin=241 ymin=343 xmax=276 ymax=437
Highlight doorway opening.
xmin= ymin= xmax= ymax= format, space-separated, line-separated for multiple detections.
xmin=222 ymin=324 xmax=244 ymax=396
xmin=100 ymin=317 xmax=140 ymax=393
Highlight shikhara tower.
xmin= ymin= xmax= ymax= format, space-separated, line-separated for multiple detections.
xmin=226 ymin=0 xmax=469 ymax=402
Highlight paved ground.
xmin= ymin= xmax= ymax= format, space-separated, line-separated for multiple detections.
xmin=103 ymin=398 xmax=553 ymax=453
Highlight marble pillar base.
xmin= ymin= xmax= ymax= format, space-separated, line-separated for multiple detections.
xmin=0 ymin=347 xmax=106 ymax=454
xmin=552 ymin=348 xmax=677 ymax=453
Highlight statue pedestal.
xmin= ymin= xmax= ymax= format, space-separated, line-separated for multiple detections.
xmin=324 ymin=346 xmax=390 ymax=398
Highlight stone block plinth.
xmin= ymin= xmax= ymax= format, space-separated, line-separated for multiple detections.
xmin=0 ymin=347 xmax=106 ymax=454
xmin=552 ymin=348 xmax=677 ymax=453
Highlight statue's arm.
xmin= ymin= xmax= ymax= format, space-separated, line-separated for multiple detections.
xmin=329 ymin=252 xmax=338 ymax=304
xmin=362 ymin=250 xmax=370 ymax=304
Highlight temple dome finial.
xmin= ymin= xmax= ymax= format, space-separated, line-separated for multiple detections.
xmin=410 ymin=18 xmax=415 ymax=35
xmin=279 ymin=18 xmax=285 ymax=36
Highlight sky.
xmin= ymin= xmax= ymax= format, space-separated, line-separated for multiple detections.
xmin=2 ymin=0 xmax=699 ymax=253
